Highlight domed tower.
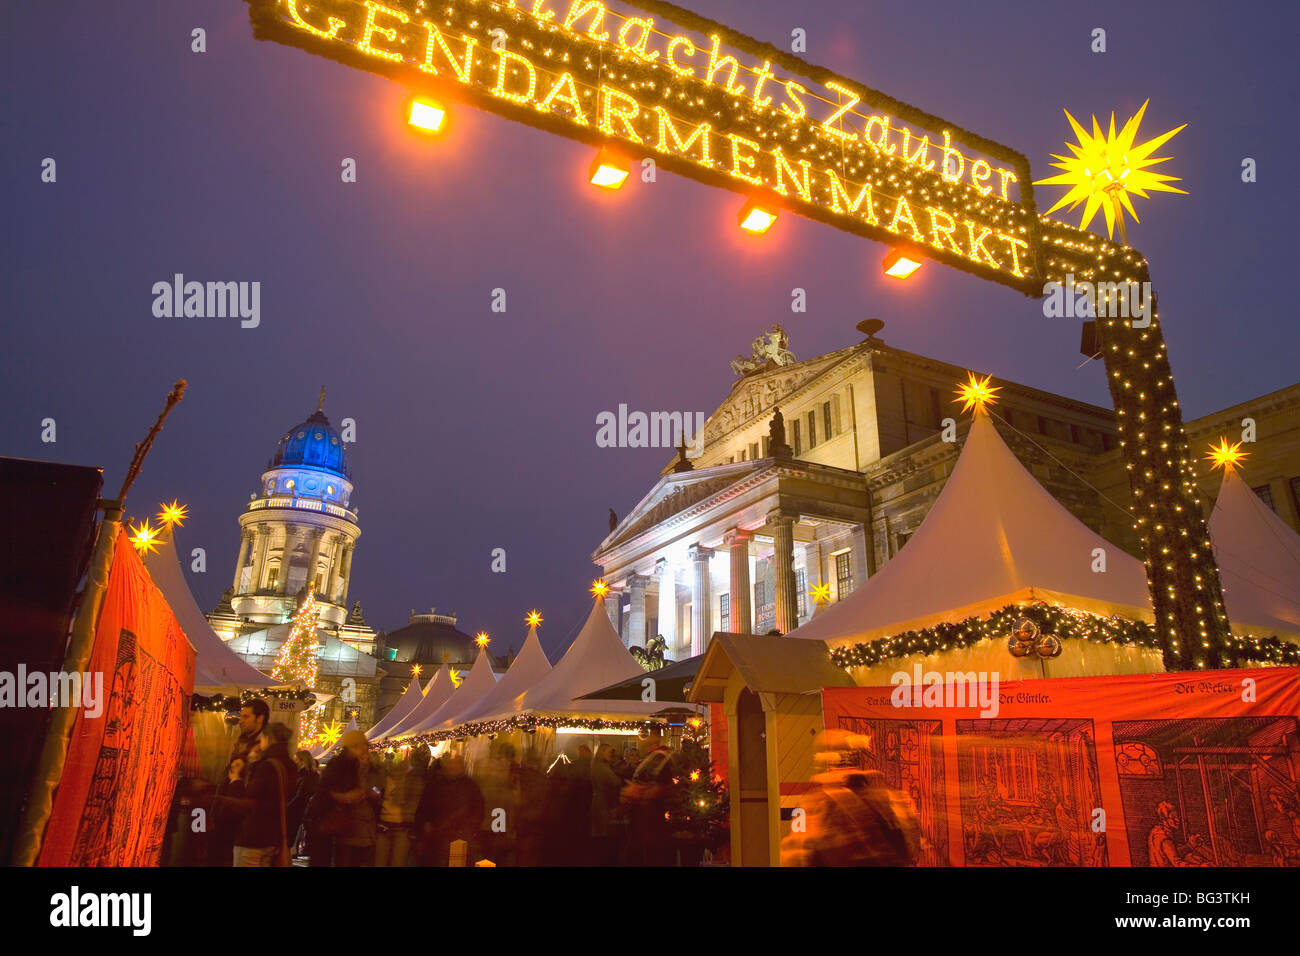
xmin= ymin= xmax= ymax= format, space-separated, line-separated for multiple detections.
xmin=228 ymin=388 xmax=360 ymax=630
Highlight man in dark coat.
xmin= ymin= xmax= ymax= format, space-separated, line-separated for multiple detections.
xmin=231 ymin=722 xmax=296 ymax=866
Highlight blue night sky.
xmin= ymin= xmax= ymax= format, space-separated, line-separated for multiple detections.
xmin=5 ymin=0 xmax=1297 ymax=657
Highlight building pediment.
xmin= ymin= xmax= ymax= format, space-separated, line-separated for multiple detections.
xmin=598 ymin=461 xmax=766 ymax=554
xmin=704 ymin=346 xmax=862 ymax=445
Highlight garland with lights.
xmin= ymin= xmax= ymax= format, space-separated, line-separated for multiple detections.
xmin=190 ymin=687 xmax=317 ymax=715
xmin=829 ymin=603 xmax=1300 ymax=671
xmin=373 ymin=714 xmax=668 ymax=750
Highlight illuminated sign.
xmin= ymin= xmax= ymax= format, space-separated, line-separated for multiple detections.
xmin=246 ymin=0 xmax=1045 ymax=291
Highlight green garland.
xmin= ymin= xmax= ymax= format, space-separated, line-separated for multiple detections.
xmin=829 ymin=603 xmax=1300 ymax=670
xmin=372 ymin=713 xmax=667 ymax=749
xmin=191 ymin=687 xmax=316 ymax=714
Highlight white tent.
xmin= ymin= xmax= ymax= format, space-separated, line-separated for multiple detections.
xmin=1210 ymin=466 xmax=1300 ymax=639
xmin=450 ymin=621 xmax=553 ymax=726
xmin=401 ymin=647 xmax=499 ymax=736
xmin=143 ymin=532 xmax=278 ymax=693
xmin=792 ymin=409 xmax=1155 ymax=648
xmin=493 ymin=596 xmax=665 ymax=720
xmin=381 ymin=663 xmax=456 ymax=740
xmin=364 ymin=674 xmax=423 ymax=741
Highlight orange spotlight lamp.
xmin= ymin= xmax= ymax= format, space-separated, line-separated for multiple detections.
xmin=737 ymin=200 xmax=777 ymax=234
xmin=883 ymin=246 xmax=923 ymax=278
xmin=407 ymin=97 xmax=447 ymax=132
xmin=589 ymin=148 xmax=629 ymax=189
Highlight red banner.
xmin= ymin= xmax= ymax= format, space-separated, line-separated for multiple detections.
xmin=38 ymin=532 xmax=195 ymax=866
xmin=821 ymin=667 xmax=1300 ymax=866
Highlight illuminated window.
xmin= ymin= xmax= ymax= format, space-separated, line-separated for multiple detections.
xmin=266 ymin=568 xmax=279 ymax=590
xmin=1253 ymin=485 xmax=1276 ymax=511
xmin=835 ymin=551 xmax=853 ymax=598
xmin=807 ymin=411 xmax=817 ymax=448
xmin=285 ymin=479 xmax=295 ymax=490
xmin=823 ymin=401 xmax=832 ymax=439
xmin=796 ymin=569 xmax=806 ymax=619
xmin=720 ymin=593 xmax=730 ymax=632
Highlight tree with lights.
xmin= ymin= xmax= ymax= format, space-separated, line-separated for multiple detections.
xmin=666 ymin=721 xmax=728 ymax=862
xmin=272 ymin=589 xmax=321 ymax=742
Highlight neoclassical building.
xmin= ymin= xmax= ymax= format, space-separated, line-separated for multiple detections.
xmin=207 ymin=390 xmax=377 ymax=653
xmin=206 ymin=390 xmax=383 ymax=726
xmin=593 ymin=322 xmax=1300 ymax=661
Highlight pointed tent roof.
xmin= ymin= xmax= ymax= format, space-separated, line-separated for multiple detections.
xmin=1210 ymin=467 xmax=1300 ymax=639
xmin=452 ymin=622 xmax=554 ymax=725
xmin=501 ymin=597 xmax=664 ymax=719
xmin=402 ymin=646 xmax=498 ymax=735
xmin=382 ymin=663 xmax=456 ymax=739
xmin=792 ymin=410 xmax=1155 ymax=647
xmin=143 ymin=532 xmax=278 ymax=693
xmin=365 ymin=674 xmax=423 ymax=741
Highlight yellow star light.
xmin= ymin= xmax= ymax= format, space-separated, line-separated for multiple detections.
xmin=1206 ymin=438 xmax=1247 ymax=472
xmin=128 ymin=520 xmax=161 ymax=556
xmin=157 ymin=500 xmax=189 ymax=527
xmin=450 ymin=668 xmax=463 ymax=687
xmin=318 ymin=720 xmax=343 ymax=748
xmin=475 ymin=631 xmax=490 ymax=648
xmin=810 ymin=582 xmax=833 ymax=605
xmin=954 ymin=373 xmax=1000 ymax=414
xmin=1034 ymin=100 xmax=1186 ymax=240
xmin=590 ymin=579 xmax=610 ymax=598
xmin=410 ymin=663 xmax=422 ymax=678
xmin=525 ymin=610 xmax=543 ymax=628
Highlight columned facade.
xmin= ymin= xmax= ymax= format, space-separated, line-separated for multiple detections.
xmin=226 ymin=396 xmax=362 ymax=630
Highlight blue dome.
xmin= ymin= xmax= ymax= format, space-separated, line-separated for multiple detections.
xmin=269 ymin=409 xmax=351 ymax=478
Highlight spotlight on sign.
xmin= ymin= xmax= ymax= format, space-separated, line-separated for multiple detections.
xmin=882 ymin=246 xmax=923 ymax=278
xmin=738 ymin=200 xmax=777 ymax=234
xmin=588 ymin=148 xmax=629 ymax=189
xmin=407 ymin=97 xmax=446 ymax=132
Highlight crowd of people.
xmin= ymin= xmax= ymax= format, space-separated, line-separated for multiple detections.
xmin=167 ymin=699 xmax=691 ymax=867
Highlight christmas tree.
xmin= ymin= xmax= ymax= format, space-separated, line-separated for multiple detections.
xmin=272 ymin=590 xmax=321 ymax=742
xmin=666 ymin=722 xmax=729 ymax=855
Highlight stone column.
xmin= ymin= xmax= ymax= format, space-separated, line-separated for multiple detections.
xmin=324 ymin=535 xmax=342 ymax=604
xmin=232 ymin=532 xmax=252 ymax=593
xmin=339 ymin=543 xmax=355 ymax=603
xmin=850 ymin=526 xmax=869 ymax=595
xmin=689 ymin=545 xmax=714 ymax=656
xmin=277 ymin=524 xmax=298 ymax=595
xmin=253 ymin=524 xmax=271 ymax=591
xmin=768 ymin=508 xmax=798 ymax=634
xmin=655 ymin=558 xmax=677 ymax=650
xmin=603 ymin=591 xmax=622 ymax=635
xmin=723 ymin=528 xmax=753 ymax=634
xmin=627 ymin=574 xmax=649 ymax=649
xmin=306 ymin=529 xmax=324 ymax=595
